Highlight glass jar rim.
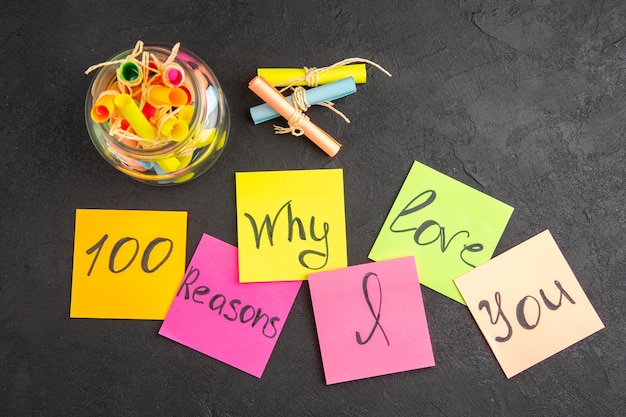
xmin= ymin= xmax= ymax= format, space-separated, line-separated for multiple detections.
xmin=85 ymin=43 xmax=209 ymax=158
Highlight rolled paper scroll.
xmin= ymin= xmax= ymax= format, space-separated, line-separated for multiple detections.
xmin=141 ymin=102 xmax=157 ymax=120
xmin=114 ymin=94 xmax=157 ymax=140
xmin=248 ymin=76 xmax=341 ymax=157
xmin=147 ymin=85 xmax=188 ymax=107
xmin=249 ymin=76 xmax=357 ymax=124
xmin=159 ymin=117 xmax=189 ymax=142
xmin=162 ymin=63 xmax=185 ymax=88
xmin=118 ymin=61 xmax=143 ymax=86
xmin=90 ymin=92 xmax=117 ymax=123
xmin=257 ymin=64 xmax=366 ymax=87
xmin=178 ymin=106 xmax=195 ymax=124
xmin=155 ymin=156 xmax=180 ymax=173
xmin=206 ymin=86 xmax=218 ymax=115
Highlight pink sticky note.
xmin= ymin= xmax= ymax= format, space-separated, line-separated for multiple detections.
xmin=308 ymin=257 xmax=435 ymax=384
xmin=159 ymin=234 xmax=302 ymax=378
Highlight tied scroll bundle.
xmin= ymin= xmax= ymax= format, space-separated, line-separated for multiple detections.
xmin=248 ymin=59 xmax=392 ymax=157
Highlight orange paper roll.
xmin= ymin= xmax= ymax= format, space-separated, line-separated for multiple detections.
xmin=248 ymin=76 xmax=341 ymax=157
xmin=147 ymin=86 xmax=188 ymax=107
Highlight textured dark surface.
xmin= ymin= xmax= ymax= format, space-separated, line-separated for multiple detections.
xmin=1 ymin=0 xmax=625 ymax=416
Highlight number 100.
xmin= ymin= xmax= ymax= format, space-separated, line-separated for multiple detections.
xmin=85 ymin=234 xmax=174 ymax=276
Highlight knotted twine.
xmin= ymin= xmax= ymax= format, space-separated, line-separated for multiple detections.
xmin=271 ymin=58 xmax=392 ymax=137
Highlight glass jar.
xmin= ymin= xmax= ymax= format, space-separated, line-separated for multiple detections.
xmin=85 ymin=43 xmax=230 ymax=185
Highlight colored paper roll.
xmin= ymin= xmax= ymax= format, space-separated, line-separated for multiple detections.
xmin=136 ymin=160 xmax=154 ymax=170
xmin=155 ymin=156 xmax=180 ymax=173
xmin=147 ymin=86 xmax=188 ymax=107
xmin=179 ymin=85 xmax=193 ymax=105
xmin=162 ymin=63 xmax=184 ymax=88
xmin=257 ymin=64 xmax=366 ymax=87
xmin=178 ymin=106 xmax=195 ymax=124
xmin=176 ymin=154 xmax=193 ymax=170
xmin=206 ymin=86 xmax=218 ymax=115
xmin=118 ymin=61 xmax=143 ymax=86
xmin=141 ymin=102 xmax=157 ymax=120
xmin=193 ymin=69 xmax=209 ymax=89
xmin=160 ymin=117 xmax=189 ymax=141
xmin=250 ymin=77 xmax=357 ymax=124
xmin=196 ymin=128 xmax=216 ymax=148
xmin=248 ymin=76 xmax=341 ymax=157
xmin=113 ymin=94 xmax=156 ymax=140
xmin=90 ymin=92 xmax=117 ymax=123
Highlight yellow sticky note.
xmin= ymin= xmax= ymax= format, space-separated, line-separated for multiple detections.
xmin=454 ymin=230 xmax=604 ymax=378
xmin=70 ymin=209 xmax=187 ymax=319
xmin=236 ymin=169 xmax=347 ymax=282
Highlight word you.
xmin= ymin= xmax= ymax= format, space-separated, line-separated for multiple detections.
xmin=177 ymin=266 xmax=281 ymax=339
xmin=389 ymin=190 xmax=484 ymax=267
xmin=85 ymin=234 xmax=173 ymax=276
xmin=478 ymin=280 xmax=576 ymax=342
xmin=244 ymin=200 xmax=330 ymax=270
xmin=355 ymin=272 xmax=390 ymax=346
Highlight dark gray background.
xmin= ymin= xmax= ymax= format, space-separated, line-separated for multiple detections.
xmin=1 ymin=0 xmax=624 ymax=415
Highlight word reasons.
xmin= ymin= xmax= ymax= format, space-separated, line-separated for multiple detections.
xmin=355 ymin=272 xmax=390 ymax=346
xmin=85 ymin=234 xmax=173 ymax=276
xmin=244 ymin=200 xmax=330 ymax=270
xmin=478 ymin=280 xmax=576 ymax=342
xmin=177 ymin=266 xmax=281 ymax=338
xmin=389 ymin=190 xmax=484 ymax=267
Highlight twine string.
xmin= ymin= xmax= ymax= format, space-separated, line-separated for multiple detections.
xmin=289 ymin=86 xmax=351 ymax=124
xmin=84 ymin=41 xmax=145 ymax=75
xmin=271 ymin=57 xmax=390 ymax=135
xmin=273 ymin=108 xmax=310 ymax=136
xmin=277 ymin=57 xmax=392 ymax=91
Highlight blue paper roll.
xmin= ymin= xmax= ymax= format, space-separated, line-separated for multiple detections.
xmin=249 ymin=76 xmax=357 ymax=124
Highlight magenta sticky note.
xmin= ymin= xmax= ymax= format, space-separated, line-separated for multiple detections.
xmin=308 ymin=256 xmax=435 ymax=384
xmin=158 ymin=234 xmax=302 ymax=378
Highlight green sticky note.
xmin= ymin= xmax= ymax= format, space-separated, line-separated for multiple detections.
xmin=369 ymin=161 xmax=514 ymax=304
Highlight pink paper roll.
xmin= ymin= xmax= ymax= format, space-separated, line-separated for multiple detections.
xmin=248 ymin=76 xmax=341 ymax=157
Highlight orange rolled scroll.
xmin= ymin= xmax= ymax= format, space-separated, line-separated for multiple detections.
xmin=248 ymin=75 xmax=341 ymax=157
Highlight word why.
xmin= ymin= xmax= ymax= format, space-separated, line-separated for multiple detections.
xmin=355 ymin=272 xmax=390 ymax=346
xmin=177 ymin=266 xmax=281 ymax=339
xmin=244 ymin=200 xmax=330 ymax=270
xmin=85 ymin=234 xmax=173 ymax=276
xmin=478 ymin=280 xmax=576 ymax=342
xmin=389 ymin=190 xmax=484 ymax=267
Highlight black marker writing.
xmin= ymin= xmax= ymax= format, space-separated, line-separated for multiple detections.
xmin=478 ymin=280 xmax=576 ymax=343
xmin=478 ymin=291 xmax=513 ymax=342
xmin=389 ymin=190 xmax=484 ymax=267
xmin=244 ymin=200 xmax=330 ymax=270
xmin=355 ymin=272 xmax=390 ymax=346
xmin=177 ymin=266 xmax=282 ymax=339
xmin=516 ymin=296 xmax=541 ymax=330
xmin=85 ymin=234 xmax=173 ymax=276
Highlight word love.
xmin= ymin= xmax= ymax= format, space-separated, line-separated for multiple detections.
xmin=479 ymin=280 xmax=576 ymax=342
xmin=85 ymin=234 xmax=173 ymax=276
xmin=389 ymin=190 xmax=484 ymax=267
xmin=355 ymin=272 xmax=389 ymax=346
xmin=244 ymin=200 xmax=330 ymax=270
xmin=177 ymin=266 xmax=281 ymax=339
